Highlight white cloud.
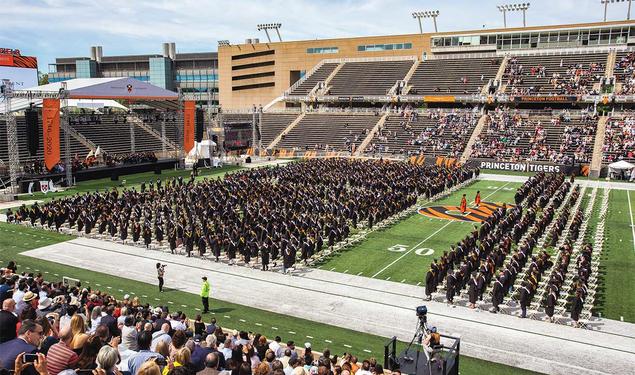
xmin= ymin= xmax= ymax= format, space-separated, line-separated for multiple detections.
xmin=0 ymin=0 xmax=630 ymax=69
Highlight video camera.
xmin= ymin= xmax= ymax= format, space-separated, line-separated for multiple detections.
xmin=416 ymin=305 xmax=428 ymax=325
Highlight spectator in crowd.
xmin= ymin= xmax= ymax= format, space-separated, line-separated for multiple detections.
xmin=0 ymin=298 xmax=18 ymax=343
xmin=0 ymin=319 xmax=42 ymax=371
xmin=46 ymin=327 xmax=79 ymax=375
xmin=128 ymin=331 xmax=164 ymax=375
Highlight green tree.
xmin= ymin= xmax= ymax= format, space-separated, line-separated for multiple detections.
xmin=38 ymin=72 xmax=49 ymax=86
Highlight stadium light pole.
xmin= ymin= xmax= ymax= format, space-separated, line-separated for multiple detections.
xmin=497 ymin=3 xmax=530 ymax=27
xmin=217 ymin=40 xmax=230 ymax=47
xmin=601 ymin=0 xmax=632 ymax=21
xmin=412 ymin=11 xmax=440 ymax=33
xmin=257 ymin=23 xmax=283 ymax=43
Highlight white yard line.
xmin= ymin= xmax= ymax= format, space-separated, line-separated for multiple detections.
xmin=372 ymin=182 xmax=511 ymax=278
xmin=628 ymin=190 xmax=635 ymax=253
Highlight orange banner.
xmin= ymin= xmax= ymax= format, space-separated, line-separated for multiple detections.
xmin=183 ymin=101 xmax=195 ymax=153
xmin=42 ymin=99 xmax=60 ymax=171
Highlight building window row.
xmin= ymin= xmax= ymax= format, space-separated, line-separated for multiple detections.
xmin=306 ymin=47 xmax=339 ymax=54
xmin=357 ymin=43 xmax=412 ymax=52
xmin=176 ymin=74 xmax=218 ymax=82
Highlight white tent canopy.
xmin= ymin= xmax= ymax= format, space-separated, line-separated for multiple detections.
xmin=186 ymin=140 xmax=217 ymax=160
xmin=608 ymin=160 xmax=635 ymax=170
xmin=608 ymin=160 xmax=635 ymax=181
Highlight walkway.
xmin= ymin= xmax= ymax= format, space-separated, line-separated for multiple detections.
xmin=23 ymin=237 xmax=635 ymax=375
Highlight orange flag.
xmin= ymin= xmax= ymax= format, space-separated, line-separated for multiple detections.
xmin=42 ymin=99 xmax=60 ymax=171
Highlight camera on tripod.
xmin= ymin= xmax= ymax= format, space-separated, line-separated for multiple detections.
xmin=416 ymin=305 xmax=428 ymax=327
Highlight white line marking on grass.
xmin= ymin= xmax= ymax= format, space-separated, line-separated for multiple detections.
xmin=106 ymin=286 xmax=112 ymax=289
xmin=181 ymin=305 xmax=187 ymax=308
xmin=306 ymin=335 xmax=313 ymax=339
xmin=357 ymin=272 xmax=363 ymax=276
xmin=343 ymin=269 xmax=349 ymax=273
xmin=195 ymin=308 xmax=201 ymax=311
xmin=343 ymin=344 xmax=352 ymax=348
xmin=167 ymin=301 xmax=173 ymax=304
xmin=324 ymin=339 xmax=332 ymax=343
xmin=628 ymin=191 xmax=635 ymax=253
xmin=142 ymin=295 xmax=147 ymax=298
xmin=372 ymin=182 xmax=510 ymax=278
xmin=417 ymin=282 xmax=421 ymax=286
xmin=288 ymin=331 xmax=296 ymax=334
xmin=224 ymin=315 xmax=231 ymax=319
xmin=385 ymin=276 xmax=391 ymax=280
xmin=118 ymin=289 xmax=124 ymax=292
xmin=330 ymin=267 xmax=336 ymax=271
xmin=154 ymin=298 xmax=160 ymax=301
xmin=255 ymin=323 xmax=262 ymax=326
xmin=239 ymin=319 xmax=246 ymax=322
xmin=271 ymin=327 xmax=278 ymax=330
xmin=401 ymin=279 xmax=406 ymax=283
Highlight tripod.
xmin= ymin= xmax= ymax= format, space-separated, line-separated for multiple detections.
xmin=403 ymin=318 xmax=433 ymax=375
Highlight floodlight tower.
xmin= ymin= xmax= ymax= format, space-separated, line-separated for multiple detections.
xmin=217 ymin=40 xmax=230 ymax=47
xmin=412 ymin=11 xmax=440 ymax=33
xmin=497 ymin=3 xmax=530 ymax=27
xmin=601 ymin=0 xmax=633 ymax=21
xmin=257 ymin=23 xmax=283 ymax=43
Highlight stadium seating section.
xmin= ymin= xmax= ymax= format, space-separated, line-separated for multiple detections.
xmin=503 ymin=53 xmax=607 ymax=96
xmin=328 ymin=61 xmax=414 ymax=96
xmin=289 ymin=63 xmax=339 ymax=95
xmin=408 ymin=57 xmax=501 ymax=95
xmin=277 ymin=113 xmax=380 ymax=151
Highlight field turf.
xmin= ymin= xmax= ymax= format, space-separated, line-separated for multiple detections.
xmin=316 ymin=180 xmax=521 ymax=285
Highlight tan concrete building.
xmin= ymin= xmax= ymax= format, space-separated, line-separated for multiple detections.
xmin=219 ymin=20 xmax=635 ymax=110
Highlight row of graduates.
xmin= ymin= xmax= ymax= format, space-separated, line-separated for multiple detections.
xmin=13 ymin=159 xmax=476 ymax=270
xmin=424 ymin=172 xmax=566 ymax=307
xmin=492 ymin=179 xmax=572 ymax=315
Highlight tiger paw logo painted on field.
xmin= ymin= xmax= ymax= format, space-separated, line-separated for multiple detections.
xmin=418 ymin=202 xmax=512 ymax=223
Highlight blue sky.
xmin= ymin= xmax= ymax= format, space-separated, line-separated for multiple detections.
xmin=0 ymin=0 xmax=630 ymax=71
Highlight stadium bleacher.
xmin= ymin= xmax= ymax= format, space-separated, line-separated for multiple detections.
xmin=408 ymin=57 xmax=501 ymax=95
xmin=277 ymin=113 xmax=380 ymax=151
xmin=289 ymin=62 xmax=340 ymax=95
xmin=503 ymin=53 xmax=607 ymax=96
xmin=328 ymin=60 xmax=414 ymax=96
xmin=365 ymin=110 xmax=477 ymax=157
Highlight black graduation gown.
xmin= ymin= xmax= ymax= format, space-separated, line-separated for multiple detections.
xmin=446 ymin=274 xmax=456 ymax=302
xmin=468 ymin=278 xmax=478 ymax=304
xmin=425 ymin=270 xmax=436 ymax=296
xmin=571 ymin=296 xmax=583 ymax=322
xmin=545 ymin=292 xmax=556 ymax=317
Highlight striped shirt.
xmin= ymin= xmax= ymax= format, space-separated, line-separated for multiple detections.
xmin=46 ymin=341 xmax=79 ymax=375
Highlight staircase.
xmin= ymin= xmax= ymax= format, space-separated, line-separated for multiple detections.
xmin=128 ymin=115 xmax=178 ymax=150
xmin=494 ymin=55 xmax=510 ymax=94
xmin=320 ymin=63 xmax=345 ymax=94
xmin=605 ymin=50 xmax=617 ymax=79
xmin=402 ymin=60 xmax=421 ymax=95
xmin=354 ymin=113 xmax=388 ymax=155
xmin=589 ymin=116 xmax=608 ymax=178
xmin=459 ymin=113 xmax=488 ymax=164
xmin=267 ymin=112 xmax=306 ymax=149
xmin=60 ymin=122 xmax=97 ymax=151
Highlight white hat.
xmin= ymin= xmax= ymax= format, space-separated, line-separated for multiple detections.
xmin=304 ymin=342 xmax=311 ymax=349
xmin=123 ymin=294 xmax=130 ymax=300
xmin=38 ymin=298 xmax=52 ymax=310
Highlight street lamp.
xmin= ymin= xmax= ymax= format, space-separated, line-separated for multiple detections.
xmin=601 ymin=0 xmax=633 ymax=21
xmin=497 ymin=3 xmax=531 ymax=27
xmin=412 ymin=10 xmax=440 ymax=33
xmin=257 ymin=23 xmax=283 ymax=43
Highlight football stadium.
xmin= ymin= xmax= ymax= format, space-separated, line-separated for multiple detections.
xmin=1 ymin=1 xmax=635 ymax=375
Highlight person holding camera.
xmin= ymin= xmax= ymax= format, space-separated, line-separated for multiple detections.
xmin=156 ymin=264 xmax=166 ymax=293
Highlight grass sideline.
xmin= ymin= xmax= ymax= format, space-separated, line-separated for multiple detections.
xmin=594 ymin=189 xmax=635 ymax=322
xmin=0 ymin=222 xmax=540 ymax=375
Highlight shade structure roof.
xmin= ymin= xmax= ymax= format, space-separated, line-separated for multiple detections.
xmin=3 ymin=77 xmax=180 ymax=113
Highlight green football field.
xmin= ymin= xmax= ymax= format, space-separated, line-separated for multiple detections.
xmin=315 ymin=179 xmax=521 ymax=285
